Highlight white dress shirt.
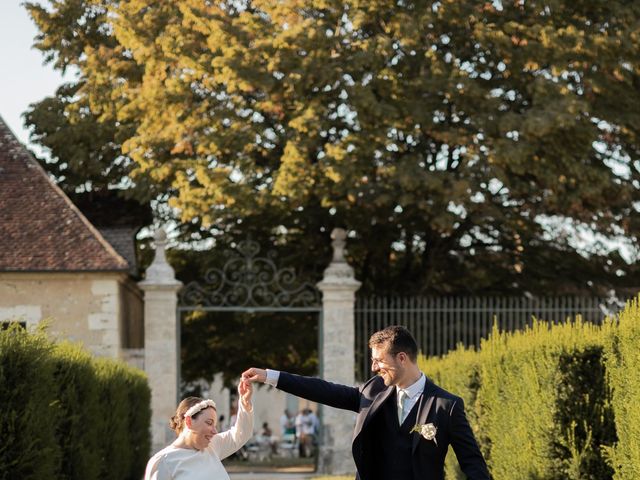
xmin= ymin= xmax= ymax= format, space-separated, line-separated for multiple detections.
xmin=396 ymin=373 xmax=426 ymax=423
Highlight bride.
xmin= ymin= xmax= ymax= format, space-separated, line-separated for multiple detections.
xmin=144 ymin=380 xmax=253 ymax=480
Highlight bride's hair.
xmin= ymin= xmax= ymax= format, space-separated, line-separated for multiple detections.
xmin=169 ymin=396 xmax=212 ymax=434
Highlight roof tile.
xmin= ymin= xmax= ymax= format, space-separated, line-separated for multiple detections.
xmin=0 ymin=116 xmax=129 ymax=272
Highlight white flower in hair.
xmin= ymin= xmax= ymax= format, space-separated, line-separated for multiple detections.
xmin=185 ymin=399 xmax=217 ymax=418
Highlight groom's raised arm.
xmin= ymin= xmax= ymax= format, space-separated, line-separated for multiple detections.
xmin=243 ymin=367 xmax=361 ymax=412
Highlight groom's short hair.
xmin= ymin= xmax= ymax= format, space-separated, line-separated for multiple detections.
xmin=369 ymin=325 xmax=418 ymax=362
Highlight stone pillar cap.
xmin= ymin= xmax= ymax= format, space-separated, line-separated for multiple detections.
xmin=317 ymin=228 xmax=361 ymax=290
xmin=139 ymin=227 xmax=182 ymax=287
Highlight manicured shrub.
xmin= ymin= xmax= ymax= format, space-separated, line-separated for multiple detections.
xmin=94 ymin=359 xmax=134 ymax=480
xmin=551 ymin=346 xmax=616 ymax=479
xmin=0 ymin=324 xmax=59 ymax=480
xmin=123 ymin=367 xmax=151 ymax=480
xmin=51 ymin=342 xmax=101 ymax=480
xmin=420 ymin=318 xmax=618 ymax=480
xmin=604 ymin=298 xmax=640 ymax=479
xmin=93 ymin=359 xmax=150 ymax=480
xmin=0 ymin=324 xmax=151 ymax=480
xmin=477 ymin=319 xmax=615 ymax=480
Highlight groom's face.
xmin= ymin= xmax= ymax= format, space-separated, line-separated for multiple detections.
xmin=371 ymin=345 xmax=403 ymax=386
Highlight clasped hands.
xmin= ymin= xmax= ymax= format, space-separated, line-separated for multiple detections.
xmin=238 ymin=368 xmax=267 ymax=411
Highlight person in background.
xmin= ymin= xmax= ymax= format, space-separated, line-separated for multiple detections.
xmin=295 ymin=408 xmax=315 ymax=457
xmin=279 ymin=409 xmax=296 ymax=437
xmin=307 ymin=408 xmax=320 ymax=448
xmin=260 ymin=421 xmax=278 ymax=454
xmin=144 ymin=381 xmax=253 ymax=480
xmin=261 ymin=421 xmax=273 ymax=437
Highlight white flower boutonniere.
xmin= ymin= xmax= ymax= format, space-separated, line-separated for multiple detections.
xmin=411 ymin=423 xmax=438 ymax=446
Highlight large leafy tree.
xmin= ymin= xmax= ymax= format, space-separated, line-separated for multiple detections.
xmin=25 ymin=0 xmax=640 ymax=298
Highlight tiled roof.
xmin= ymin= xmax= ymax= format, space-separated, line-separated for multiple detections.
xmin=68 ymin=192 xmax=153 ymax=277
xmin=0 ymin=116 xmax=129 ymax=272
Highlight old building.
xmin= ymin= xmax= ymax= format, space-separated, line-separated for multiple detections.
xmin=0 ymin=116 xmax=144 ymax=360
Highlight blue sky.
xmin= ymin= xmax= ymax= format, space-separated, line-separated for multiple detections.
xmin=0 ymin=1 xmax=69 ymax=146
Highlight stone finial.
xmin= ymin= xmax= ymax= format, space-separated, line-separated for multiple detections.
xmin=319 ymin=228 xmax=360 ymax=286
xmin=330 ymin=228 xmax=347 ymax=263
xmin=140 ymin=227 xmax=180 ymax=286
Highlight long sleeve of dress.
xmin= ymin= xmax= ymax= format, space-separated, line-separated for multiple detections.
xmin=209 ymin=402 xmax=254 ymax=460
xmin=144 ymin=451 xmax=171 ymax=480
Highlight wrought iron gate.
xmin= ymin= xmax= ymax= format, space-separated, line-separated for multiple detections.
xmin=177 ymin=239 xmax=323 ymax=385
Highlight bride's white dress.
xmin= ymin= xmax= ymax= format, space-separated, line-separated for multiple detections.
xmin=144 ymin=403 xmax=254 ymax=480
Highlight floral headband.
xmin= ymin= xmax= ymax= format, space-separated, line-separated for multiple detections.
xmin=184 ymin=399 xmax=217 ymax=418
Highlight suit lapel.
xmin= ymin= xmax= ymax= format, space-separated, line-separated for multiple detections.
xmin=359 ymin=384 xmax=395 ymax=434
xmin=412 ymin=379 xmax=437 ymax=452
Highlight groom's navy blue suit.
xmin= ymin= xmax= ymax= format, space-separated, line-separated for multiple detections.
xmin=276 ymin=371 xmax=490 ymax=480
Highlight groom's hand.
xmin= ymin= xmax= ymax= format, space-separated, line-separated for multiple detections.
xmin=242 ymin=367 xmax=267 ymax=384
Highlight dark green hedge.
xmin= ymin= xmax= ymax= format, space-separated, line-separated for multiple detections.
xmin=51 ymin=342 xmax=101 ymax=480
xmin=0 ymin=324 xmax=151 ymax=480
xmin=0 ymin=325 xmax=59 ymax=480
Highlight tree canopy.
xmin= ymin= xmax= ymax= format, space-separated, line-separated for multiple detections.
xmin=25 ymin=0 xmax=640 ymax=296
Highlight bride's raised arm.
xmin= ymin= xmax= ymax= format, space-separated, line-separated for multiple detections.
xmin=209 ymin=380 xmax=254 ymax=460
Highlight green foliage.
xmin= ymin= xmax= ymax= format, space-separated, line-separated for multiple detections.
xmin=0 ymin=325 xmax=151 ymax=480
xmin=477 ymin=320 xmax=615 ymax=480
xmin=604 ymin=298 xmax=640 ymax=479
xmin=51 ymin=342 xmax=101 ymax=480
xmin=124 ymin=368 xmax=152 ymax=480
xmin=94 ymin=359 xmax=133 ymax=480
xmin=551 ymin=347 xmax=616 ymax=480
xmin=420 ymin=318 xmax=620 ymax=480
xmin=23 ymin=0 xmax=640 ymax=296
xmin=0 ymin=325 xmax=59 ymax=480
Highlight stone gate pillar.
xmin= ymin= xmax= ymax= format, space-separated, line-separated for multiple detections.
xmin=139 ymin=228 xmax=182 ymax=454
xmin=316 ymin=228 xmax=361 ymax=475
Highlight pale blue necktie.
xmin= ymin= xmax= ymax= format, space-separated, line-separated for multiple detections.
xmin=398 ymin=389 xmax=408 ymax=424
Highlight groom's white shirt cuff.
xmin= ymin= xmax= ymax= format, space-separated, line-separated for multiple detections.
xmin=265 ymin=369 xmax=280 ymax=387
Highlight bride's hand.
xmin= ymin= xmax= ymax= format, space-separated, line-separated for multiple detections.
xmin=238 ymin=379 xmax=253 ymax=410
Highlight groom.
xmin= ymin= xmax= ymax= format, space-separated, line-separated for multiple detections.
xmin=243 ymin=325 xmax=490 ymax=480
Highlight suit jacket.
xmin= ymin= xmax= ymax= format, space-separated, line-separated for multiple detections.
xmin=276 ymin=372 xmax=490 ymax=480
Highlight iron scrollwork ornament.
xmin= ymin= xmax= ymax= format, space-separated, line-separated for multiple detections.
xmin=179 ymin=240 xmax=321 ymax=308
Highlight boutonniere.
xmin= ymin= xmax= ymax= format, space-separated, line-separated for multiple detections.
xmin=411 ymin=423 xmax=438 ymax=446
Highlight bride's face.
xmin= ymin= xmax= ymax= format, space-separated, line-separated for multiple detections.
xmin=189 ymin=408 xmax=218 ymax=450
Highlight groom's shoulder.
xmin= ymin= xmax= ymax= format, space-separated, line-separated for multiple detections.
xmin=425 ymin=376 xmax=463 ymax=403
xmin=361 ymin=375 xmax=387 ymax=394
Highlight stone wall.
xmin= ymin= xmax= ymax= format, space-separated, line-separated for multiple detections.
xmin=0 ymin=272 xmax=132 ymax=359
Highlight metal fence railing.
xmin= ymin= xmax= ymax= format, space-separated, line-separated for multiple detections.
xmin=355 ymin=295 xmax=625 ymax=381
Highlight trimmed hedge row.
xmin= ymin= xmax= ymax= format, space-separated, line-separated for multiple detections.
xmin=0 ymin=325 xmax=150 ymax=480
xmin=604 ymin=298 xmax=640 ymax=480
xmin=420 ymin=298 xmax=640 ymax=480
